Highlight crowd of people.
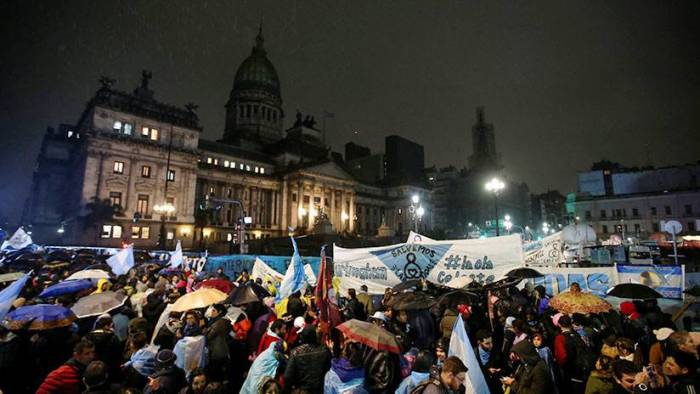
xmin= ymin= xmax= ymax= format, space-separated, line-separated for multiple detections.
xmin=0 ymin=261 xmax=698 ymax=394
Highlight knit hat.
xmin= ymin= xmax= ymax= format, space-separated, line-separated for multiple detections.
xmin=653 ymin=327 xmax=674 ymax=341
xmin=156 ymin=349 xmax=177 ymax=365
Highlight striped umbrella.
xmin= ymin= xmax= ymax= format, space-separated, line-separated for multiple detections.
xmin=336 ymin=319 xmax=401 ymax=353
xmin=3 ymin=304 xmax=76 ymax=330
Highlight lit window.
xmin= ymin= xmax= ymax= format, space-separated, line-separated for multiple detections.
xmin=113 ymin=121 xmax=122 ymax=132
xmin=239 ymin=163 xmax=244 ymax=170
xmin=260 ymin=168 xmax=265 ymax=174
xmin=137 ymin=195 xmax=149 ymax=215
xmin=208 ymin=186 xmax=215 ymax=194
xmin=132 ymin=226 xmax=150 ymax=239
xmin=112 ymin=225 xmax=122 ymax=238
xmin=246 ymin=165 xmax=251 ymax=171
xmin=227 ymin=233 xmax=233 ymax=241
xmin=167 ymin=231 xmax=174 ymax=240
xmin=113 ymin=161 xmax=124 ymax=174
xmin=224 ymin=160 xmax=230 ymax=167
xmin=67 ymin=131 xmax=74 ymax=138
xmin=167 ymin=170 xmax=175 ymax=182
xmin=142 ymin=127 xmax=150 ymax=137
xmin=254 ymin=166 xmax=259 ymax=173
xmin=101 ymin=225 xmax=112 ymax=238
xmin=141 ymin=165 xmax=151 ymax=178
xmin=123 ymin=123 xmax=133 ymax=135
xmin=232 ymin=162 xmax=236 ymax=168
xmin=109 ymin=192 xmax=122 ymax=207
xmin=150 ymin=128 xmax=158 ymax=141
xmin=213 ymin=158 xmax=219 ymax=165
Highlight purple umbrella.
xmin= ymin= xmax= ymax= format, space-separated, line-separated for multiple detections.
xmin=39 ymin=279 xmax=93 ymax=298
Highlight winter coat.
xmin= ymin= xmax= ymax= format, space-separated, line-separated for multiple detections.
xmin=356 ymin=292 xmax=375 ymax=317
xmin=205 ymin=316 xmax=231 ymax=362
xmin=363 ymin=347 xmax=401 ymax=393
xmin=36 ymin=358 xmax=85 ymax=394
xmin=286 ymin=296 xmax=306 ymax=318
xmin=395 ymin=371 xmax=430 ymax=394
xmin=409 ymin=310 xmax=436 ymax=350
xmin=282 ymin=343 xmax=332 ymax=394
xmin=257 ymin=330 xmax=283 ymax=357
xmin=510 ymin=340 xmax=553 ymax=394
xmin=324 ymin=358 xmax=368 ymax=394
xmin=143 ymin=365 xmax=187 ymax=394
xmin=584 ymin=371 xmax=615 ymax=394
xmin=85 ymin=329 xmax=123 ymax=371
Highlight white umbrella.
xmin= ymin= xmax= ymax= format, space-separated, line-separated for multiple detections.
xmin=170 ymin=288 xmax=227 ymax=312
xmin=67 ymin=269 xmax=110 ymax=281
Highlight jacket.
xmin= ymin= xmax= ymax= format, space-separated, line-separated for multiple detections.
xmin=283 ymin=343 xmax=332 ymax=393
xmin=324 ymin=358 xmax=368 ymax=394
xmin=144 ymin=365 xmax=187 ymax=394
xmin=356 ymin=292 xmax=375 ymax=317
xmin=36 ymin=358 xmax=85 ymax=394
xmin=415 ymin=366 xmax=448 ymax=394
xmin=584 ymin=371 xmax=614 ymax=394
xmin=510 ymin=340 xmax=553 ymax=394
xmin=363 ymin=348 xmax=401 ymax=393
xmin=439 ymin=309 xmax=458 ymax=339
xmin=205 ymin=315 xmax=231 ymax=362
xmin=396 ymin=371 xmax=430 ymax=394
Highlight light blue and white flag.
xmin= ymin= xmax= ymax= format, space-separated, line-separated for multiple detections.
xmin=449 ymin=316 xmax=490 ymax=394
xmin=1 ymin=227 xmax=33 ymax=251
xmin=277 ymin=236 xmax=307 ymax=301
xmin=0 ymin=271 xmax=31 ymax=321
xmin=169 ymin=240 xmax=183 ymax=268
xmin=106 ymin=245 xmax=135 ymax=276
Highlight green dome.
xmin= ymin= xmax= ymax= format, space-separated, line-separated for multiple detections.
xmin=233 ymin=30 xmax=280 ymax=97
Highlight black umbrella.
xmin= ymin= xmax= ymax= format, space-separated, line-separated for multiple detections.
xmin=484 ymin=277 xmax=523 ymax=290
xmin=392 ymin=279 xmax=425 ymax=293
xmin=436 ymin=290 xmax=480 ymax=307
xmin=606 ymin=283 xmax=663 ymax=299
xmin=506 ymin=267 xmax=544 ymax=279
xmin=226 ymin=282 xmax=271 ymax=306
xmin=386 ymin=291 xmax=436 ymax=311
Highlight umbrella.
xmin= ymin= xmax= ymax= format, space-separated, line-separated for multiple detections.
xmin=66 ymin=269 xmax=111 ymax=281
xmin=0 ymin=272 xmax=25 ymax=283
xmin=386 ymin=291 xmax=436 ymax=311
xmin=550 ymin=290 xmax=613 ymax=315
xmin=71 ymin=291 xmax=127 ymax=318
xmin=606 ymin=283 xmax=663 ymax=299
xmin=392 ymin=279 xmax=425 ymax=293
xmin=484 ymin=277 xmax=523 ymax=290
xmin=226 ymin=282 xmax=270 ymax=306
xmin=39 ymin=279 xmax=94 ymax=298
xmin=3 ymin=304 xmax=76 ymax=330
xmin=336 ymin=319 xmax=401 ymax=353
xmin=171 ymin=288 xmax=227 ymax=312
xmin=506 ymin=267 xmax=544 ymax=279
xmin=196 ymin=278 xmax=235 ymax=294
xmin=436 ymin=290 xmax=480 ymax=307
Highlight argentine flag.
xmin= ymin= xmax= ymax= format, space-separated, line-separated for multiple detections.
xmin=106 ymin=245 xmax=135 ymax=276
xmin=169 ymin=240 xmax=183 ymax=268
xmin=449 ymin=315 xmax=490 ymax=394
xmin=277 ymin=236 xmax=307 ymax=301
xmin=0 ymin=271 xmax=31 ymax=321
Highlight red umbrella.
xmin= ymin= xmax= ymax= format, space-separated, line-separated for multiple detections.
xmin=336 ymin=319 xmax=401 ymax=353
xmin=195 ymin=278 xmax=234 ymax=294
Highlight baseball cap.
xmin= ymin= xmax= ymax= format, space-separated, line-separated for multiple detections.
xmin=653 ymin=327 xmax=674 ymax=341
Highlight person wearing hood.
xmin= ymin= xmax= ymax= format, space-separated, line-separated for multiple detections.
xmin=258 ymin=319 xmax=287 ymax=357
xmin=324 ymin=341 xmax=368 ymax=394
xmin=144 ymin=349 xmax=187 ymax=394
xmin=92 ymin=278 xmax=112 ymax=294
xmin=143 ymin=290 xmax=167 ymax=337
xmin=584 ymin=356 xmax=615 ymax=394
xmin=395 ymin=350 xmax=434 ymax=394
xmin=85 ymin=314 xmax=123 ymax=382
xmin=204 ymin=304 xmax=231 ymax=381
xmin=501 ymin=340 xmax=553 ymax=394
xmin=439 ymin=306 xmax=459 ymax=339
xmin=282 ymin=327 xmax=331 ymax=394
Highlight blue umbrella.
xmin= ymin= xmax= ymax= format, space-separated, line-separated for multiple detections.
xmin=4 ymin=304 xmax=76 ymax=330
xmin=39 ymin=279 xmax=93 ymax=298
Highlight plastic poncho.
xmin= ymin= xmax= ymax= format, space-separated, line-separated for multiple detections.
xmin=173 ymin=335 xmax=207 ymax=376
xmin=124 ymin=344 xmax=159 ymax=377
xmin=240 ymin=341 xmax=281 ymax=394
xmin=91 ymin=278 xmax=111 ymax=294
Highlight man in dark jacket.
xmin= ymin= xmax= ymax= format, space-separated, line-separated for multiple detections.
xmin=144 ymin=349 xmax=186 ymax=394
xmin=502 ymin=340 xmax=553 ymax=394
xmin=283 ymin=327 xmax=331 ymax=393
xmin=204 ymin=304 xmax=231 ymax=381
xmin=418 ymin=356 xmax=467 ymax=394
xmin=344 ymin=288 xmax=367 ymax=321
xmin=474 ymin=329 xmax=503 ymax=393
xmin=363 ymin=346 xmax=401 ymax=393
xmin=85 ymin=314 xmax=123 ymax=381
xmin=37 ymin=339 xmax=96 ymax=394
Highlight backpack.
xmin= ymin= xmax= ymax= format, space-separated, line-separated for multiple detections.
xmin=409 ymin=377 xmax=443 ymax=394
xmin=564 ymin=331 xmax=595 ymax=376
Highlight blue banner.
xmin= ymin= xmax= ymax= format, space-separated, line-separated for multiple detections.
xmin=617 ymin=264 xmax=683 ymax=299
xmin=205 ymin=254 xmax=320 ymax=280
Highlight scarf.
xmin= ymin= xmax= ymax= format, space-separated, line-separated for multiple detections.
xmin=479 ymin=346 xmax=491 ymax=365
xmin=331 ymin=358 xmax=365 ymax=382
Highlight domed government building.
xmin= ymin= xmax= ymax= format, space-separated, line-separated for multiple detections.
xmin=24 ymin=26 xmax=434 ymax=252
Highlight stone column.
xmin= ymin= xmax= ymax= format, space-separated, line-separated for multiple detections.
xmin=330 ymin=188 xmax=336 ymax=230
xmin=349 ymin=192 xmax=355 ymax=232
xmin=281 ymin=181 xmax=288 ymax=231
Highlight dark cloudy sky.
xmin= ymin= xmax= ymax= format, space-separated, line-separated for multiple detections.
xmin=1 ymin=1 xmax=699 ymax=224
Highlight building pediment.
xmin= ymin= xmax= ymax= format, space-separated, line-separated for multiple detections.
xmin=297 ymin=161 xmax=357 ymax=182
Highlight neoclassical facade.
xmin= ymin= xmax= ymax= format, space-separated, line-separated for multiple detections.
xmin=25 ymin=28 xmax=432 ymax=250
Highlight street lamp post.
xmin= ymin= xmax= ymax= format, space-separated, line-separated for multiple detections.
xmin=485 ymin=178 xmax=505 ymax=236
xmin=205 ymin=194 xmax=251 ymax=254
xmin=410 ymin=194 xmax=424 ymax=232
xmin=156 ymin=126 xmax=174 ymax=250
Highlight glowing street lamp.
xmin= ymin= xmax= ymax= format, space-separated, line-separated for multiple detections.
xmin=485 ymin=178 xmax=505 ymax=236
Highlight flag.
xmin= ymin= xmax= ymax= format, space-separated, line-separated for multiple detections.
xmin=315 ymin=245 xmax=341 ymax=334
xmin=277 ymin=236 xmax=307 ymax=301
xmin=0 ymin=271 xmax=31 ymax=321
xmin=251 ymin=258 xmax=284 ymax=283
xmin=449 ymin=316 xmax=490 ymax=394
xmin=303 ymin=264 xmax=317 ymax=287
xmin=1 ymin=227 xmax=33 ymax=250
xmin=106 ymin=245 xmax=135 ymax=276
xmin=169 ymin=240 xmax=183 ymax=268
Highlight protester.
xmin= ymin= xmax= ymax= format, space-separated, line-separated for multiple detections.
xmin=356 ymin=285 xmax=375 ymax=318
xmin=178 ymin=368 xmax=208 ymax=394
xmin=662 ymin=351 xmax=699 ymax=393
xmin=283 ymin=327 xmax=331 ymax=393
xmin=584 ymin=356 xmax=614 ymax=394
xmin=396 ymin=349 xmax=434 ymax=394
xmin=555 ymin=314 xmax=594 ymax=394
xmin=502 ymin=340 xmax=553 ymax=394
xmin=37 ymin=339 xmax=96 ymax=394
xmin=413 ymin=355 xmax=467 ymax=394
xmin=204 ymin=304 xmax=231 ymax=381
xmin=324 ymin=341 xmax=367 ymax=394
xmin=144 ymin=349 xmax=187 ymax=394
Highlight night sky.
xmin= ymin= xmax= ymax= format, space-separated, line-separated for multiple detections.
xmin=1 ymin=1 xmax=699 ymax=224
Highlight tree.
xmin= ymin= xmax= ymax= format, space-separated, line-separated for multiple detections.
xmin=82 ymin=197 xmax=119 ymax=243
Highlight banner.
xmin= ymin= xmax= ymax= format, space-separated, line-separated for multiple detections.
xmin=523 ymin=231 xmax=563 ymax=267
xmin=406 ymin=231 xmax=435 ymax=244
xmin=334 ymin=234 xmax=523 ymax=294
xmin=617 ymin=264 xmax=684 ymax=299
xmin=251 ymin=258 xmax=284 ymax=282
xmin=206 ymin=254 xmax=320 ymax=282
xmin=524 ymin=266 xmax=618 ymax=297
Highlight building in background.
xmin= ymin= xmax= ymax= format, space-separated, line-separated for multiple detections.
xmin=571 ymin=162 xmax=700 ymax=239
xmin=531 ymin=190 xmax=567 ymax=230
xmin=24 ymin=27 xmax=432 ymax=250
